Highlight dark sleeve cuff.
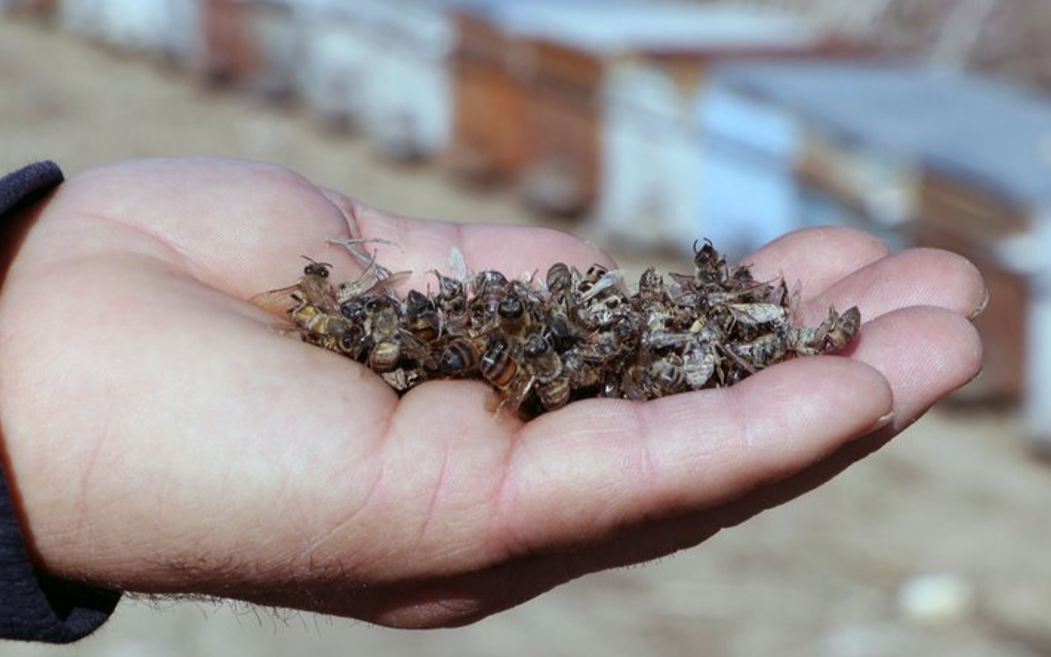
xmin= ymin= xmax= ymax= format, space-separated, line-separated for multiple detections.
xmin=1 ymin=467 xmax=121 ymax=643
xmin=1 ymin=161 xmax=122 ymax=643
xmin=0 ymin=161 xmax=65 ymax=218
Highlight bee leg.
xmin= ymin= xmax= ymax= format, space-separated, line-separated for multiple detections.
xmin=327 ymin=237 xmax=402 ymax=273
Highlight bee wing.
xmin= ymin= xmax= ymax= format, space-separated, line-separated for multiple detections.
xmin=397 ymin=330 xmax=433 ymax=365
xmin=338 ymin=269 xmax=412 ymax=303
xmin=783 ymin=279 xmax=804 ymax=320
xmin=447 ymin=246 xmax=472 ymax=283
xmin=327 ymin=236 xmax=403 ymax=270
xmin=665 ymin=272 xmax=694 ymax=301
xmin=728 ymin=303 xmax=786 ymax=324
xmin=249 ymin=284 xmax=301 ymax=317
xmin=366 ymin=270 xmax=412 ymax=295
xmin=642 ymin=330 xmax=691 ymax=351
xmin=581 ymin=269 xmax=627 ymax=301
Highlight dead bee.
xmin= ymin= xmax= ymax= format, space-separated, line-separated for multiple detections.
xmin=546 ymin=262 xmax=575 ymax=312
xmin=250 ymin=257 xmax=362 ymax=353
xmin=693 ymin=238 xmax=729 ymax=289
xmin=359 ymin=296 xmax=403 ymax=372
xmin=438 ymin=336 xmax=487 ymax=376
xmin=576 ymin=283 xmax=630 ymax=330
xmin=648 ymin=353 xmax=687 ymax=396
xmin=251 ymin=256 xmax=338 ymax=316
xmin=261 ymin=237 xmax=863 ymax=419
xmin=728 ymin=332 xmax=786 ymax=372
xmin=635 ymin=267 xmax=666 ymax=306
xmin=564 ymin=317 xmax=637 ymax=394
xmin=523 ymin=333 xmax=570 ymax=412
xmin=403 ymin=289 xmax=442 ymax=343
xmin=470 ymin=269 xmax=510 ymax=329
xmin=725 ymin=302 xmax=787 ymax=330
xmin=789 ymin=306 xmax=861 ymax=355
xmin=825 ymin=306 xmax=861 ymax=351
xmin=479 ymin=333 xmax=533 ymax=415
xmin=683 ymin=340 xmax=720 ymax=389
xmin=496 ymin=288 xmax=530 ymax=336
xmin=433 ymin=271 xmax=471 ymax=337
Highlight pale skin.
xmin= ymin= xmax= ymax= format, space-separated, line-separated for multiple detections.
xmin=0 ymin=158 xmax=985 ymax=628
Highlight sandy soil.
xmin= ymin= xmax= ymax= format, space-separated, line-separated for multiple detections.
xmin=2 ymin=15 xmax=1051 ymax=657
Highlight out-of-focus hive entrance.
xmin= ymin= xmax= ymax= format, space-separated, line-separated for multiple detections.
xmin=252 ymin=238 xmax=860 ymax=420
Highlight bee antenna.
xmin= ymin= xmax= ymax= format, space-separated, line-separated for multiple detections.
xmin=300 ymin=255 xmax=333 ymax=268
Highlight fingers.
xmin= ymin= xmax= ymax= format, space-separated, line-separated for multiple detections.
xmin=802 ymin=248 xmax=987 ymax=325
xmin=437 ymin=305 xmax=983 ymax=616
xmin=742 ymin=226 xmax=987 ymax=326
xmin=488 ymin=356 xmax=892 ymax=559
xmin=847 ymin=306 xmax=983 ymax=430
xmin=481 ymin=303 xmax=979 ymax=568
xmin=743 ymin=226 xmax=890 ymax=298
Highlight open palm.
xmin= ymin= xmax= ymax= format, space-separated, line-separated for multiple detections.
xmin=0 ymin=158 xmax=984 ymax=627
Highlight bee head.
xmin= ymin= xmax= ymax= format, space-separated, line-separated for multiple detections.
xmin=302 ymin=256 xmax=332 ymax=278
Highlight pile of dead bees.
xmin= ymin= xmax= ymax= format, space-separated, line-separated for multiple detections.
xmin=254 ymin=239 xmax=860 ymax=419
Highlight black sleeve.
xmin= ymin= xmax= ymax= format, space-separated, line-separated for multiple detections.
xmin=0 ymin=162 xmax=122 ymax=643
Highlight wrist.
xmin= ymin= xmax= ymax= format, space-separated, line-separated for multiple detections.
xmin=0 ymin=162 xmax=65 ymax=570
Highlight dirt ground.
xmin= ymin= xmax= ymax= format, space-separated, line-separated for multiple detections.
xmin=2 ymin=15 xmax=1051 ymax=657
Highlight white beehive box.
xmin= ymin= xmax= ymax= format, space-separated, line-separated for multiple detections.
xmin=596 ymin=5 xmax=829 ymax=252
xmin=693 ymin=77 xmax=805 ymax=258
xmin=702 ymin=61 xmax=1051 ymax=444
xmin=599 ymin=58 xmax=703 ymax=250
xmin=698 ymin=62 xmax=930 ymax=256
xmin=362 ymin=0 xmax=457 ymax=159
xmin=58 ymin=0 xmax=199 ymax=60
xmin=294 ymin=0 xmax=384 ymax=128
xmin=465 ymin=2 xmax=828 ymax=217
xmin=359 ymin=0 xmax=516 ymax=161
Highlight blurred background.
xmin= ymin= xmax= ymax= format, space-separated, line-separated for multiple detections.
xmin=2 ymin=0 xmax=1051 ymax=655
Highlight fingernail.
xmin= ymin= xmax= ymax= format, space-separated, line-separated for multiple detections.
xmin=870 ymin=410 xmax=897 ymax=432
xmin=967 ymin=286 xmax=990 ymax=320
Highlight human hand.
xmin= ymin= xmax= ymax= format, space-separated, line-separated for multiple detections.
xmin=0 ymin=158 xmax=984 ymax=627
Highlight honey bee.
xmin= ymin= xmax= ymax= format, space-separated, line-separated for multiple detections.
xmin=250 ymin=257 xmax=361 ymax=353
xmin=470 ymin=269 xmax=510 ymax=329
xmin=496 ymin=289 xmax=530 ymax=336
xmin=619 ymin=351 xmax=686 ymax=401
xmin=260 ymin=237 xmax=863 ymax=418
xmin=789 ymin=306 xmax=861 ymax=355
xmin=480 ymin=333 xmax=518 ymax=387
xmin=480 ymin=333 xmax=534 ymax=415
xmin=648 ymin=353 xmax=687 ymax=396
xmin=692 ymin=238 xmax=729 ymax=289
xmin=251 ymin=257 xmax=338 ymax=316
xmin=403 ymin=289 xmax=442 ymax=342
xmin=728 ymin=332 xmax=786 ymax=373
xmin=563 ymin=317 xmax=636 ymax=392
xmin=523 ymin=333 xmax=570 ymax=412
xmin=577 ymin=286 xmax=630 ymax=330
xmin=725 ymin=302 xmax=787 ymax=330
xmin=635 ymin=267 xmax=665 ymax=306
xmin=825 ymin=306 xmax=861 ymax=351
xmin=438 ymin=336 xmax=487 ymax=376
xmin=434 ymin=271 xmax=471 ymax=337
xmin=546 ymin=262 xmax=575 ymax=311
xmin=683 ymin=340 xmax=719 ymax=389
xmin=358 ymin=296 xmax=403 ymax=373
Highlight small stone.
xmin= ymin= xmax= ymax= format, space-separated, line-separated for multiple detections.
xmin=897 ymin=572 xmax=976 ymax=626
